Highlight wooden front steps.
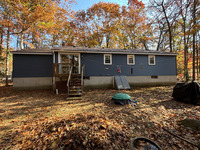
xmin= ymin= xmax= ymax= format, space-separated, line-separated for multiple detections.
xmin=67 ymin=74 xmax=83 ymax=100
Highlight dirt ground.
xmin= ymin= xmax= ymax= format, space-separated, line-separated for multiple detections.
xmin=0 ymin=83 xmax=199 ymax=149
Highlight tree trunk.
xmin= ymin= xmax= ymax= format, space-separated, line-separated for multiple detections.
xmin=20 ymin=33 xmax=24 ymax=50
xmin=129 ymin=35 xmax=134 ymax=49
xmin=196 ymin=33 xmax=200 ymax=80
xmin=32 ymin=32 xmax=35 ymax=48
xmin=183 ymin=20 xmax=189 ymax=81
xmin=162 ymin=3 xmax=173 ymax=52
xmin=6 ymin=27 xmax=10 ymax=86
xmin=106 ymin=34 xmax=110 ymax=48
xmin=133 ymin=35 xmax=136 ymax=49
xmin=156 ymin=26 xmax=164 ymax=51
xmin=142 ymin=40 xmax=149 ymax=50
xmin=0 ymin=26 xmax=3 ymax=56
xmin=52 ymin=35 xmax=56 ymax=47
xmin=197 ymin=44 xmax=199 ymax=79
xmin=192 ymin=0 xmax=196 ymax=81
xmin=198 ymin=34 xmax=200 ymax=79
xmin=193 ymin=34 xmax=196 ymax=81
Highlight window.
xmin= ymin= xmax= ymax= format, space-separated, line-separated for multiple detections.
xmin=127 ymin=55 xmax=135 ymax=65
xmin=104 ymin=54 xmax=112 ymax=65
xmin=148 ymin=55 xmax=155 ymax=65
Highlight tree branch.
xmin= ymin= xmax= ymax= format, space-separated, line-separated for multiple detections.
xmin=163 ymin=127 xmax=200 ymax=149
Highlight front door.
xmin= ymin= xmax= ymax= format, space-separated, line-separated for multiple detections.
xmin=60 ymin=54 xmax=80 ymax=74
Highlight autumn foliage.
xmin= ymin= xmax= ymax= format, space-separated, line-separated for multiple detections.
xmin=0 ymin=0 xmax=75 ymax=50
xmin=0 ymin=0 xmax=151 ymax=50
xmin=128 ymin=0 xmax=145 ymax=9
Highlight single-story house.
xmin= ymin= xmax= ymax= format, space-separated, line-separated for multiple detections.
xmin=12 ymin=47 xmax=177 ymax=91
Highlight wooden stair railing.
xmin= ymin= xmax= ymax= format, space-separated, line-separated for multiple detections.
xmin=67 ymin=66 xmax=73 ymax=97
xmin=67 ymin=65 xmax=84 ymax=100
xmin=67 ymin=74 xmax=82 ymax=100
xmin=81 ymin=64 xmax=84 ymax=87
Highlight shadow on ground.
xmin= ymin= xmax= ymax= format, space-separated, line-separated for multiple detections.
xmin=0 ymin=84 xmax=66 ymax=132
xmin=0 ymin=85 xmax=199 ymax=150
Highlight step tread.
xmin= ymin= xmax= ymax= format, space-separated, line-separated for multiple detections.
xmin=69 ymin=90 xmax=82 ymax=93
xmin=69 ymin=92 xmax=82 ymax=94
xmin=68 ymin=93 xmax=82 ymax=96
xmin=70 ymin=82 xmax=81 ymax=84
xmin=69 ymin=88 xmax=82 ymax=90
xmin=72 ymin=74 xmax=81 ymax=76
xmin=70 ymin=81 xmax=81 ymax=83
xmin=67 ymin=97 xmax=82 ymax=100
xmin=69 ymin=89 xmax=82 ymax=92
xmin=69 ymin=86 xmax=82 ymax=88
xmin=70 ymin=85 xmax=82 ymax=88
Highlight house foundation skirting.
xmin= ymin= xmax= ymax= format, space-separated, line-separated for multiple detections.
xmin=127 ymin=75 xmax=177 ymax=86
xmin=83 ymin=75 xmax=177 ymax=89
xmin=13 ymin=77 xmax=52 ymax=90
xmin=84 ymin=76 xmax=114 ymax=89
xmin=13 ymin=75 xmax=177 ymax=90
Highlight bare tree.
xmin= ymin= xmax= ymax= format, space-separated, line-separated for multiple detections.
xmin=149 ymin=0 xmax=179 ymax=52
xmin=192 ymin=0 xmax=197 ymax=80
xmin=176 ymin=0 xmax=193 ymax=81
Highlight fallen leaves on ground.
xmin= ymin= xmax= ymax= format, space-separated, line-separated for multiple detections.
xmin=9 ymin=114 xmax=130 ymax=150
xmin=0 ymin=83 xmax=199 ymax=149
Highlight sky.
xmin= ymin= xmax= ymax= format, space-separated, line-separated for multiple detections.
xmin=71 ymin=0 xmax=129 ymax=11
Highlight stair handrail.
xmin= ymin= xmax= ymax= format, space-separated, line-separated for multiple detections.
xmin=67 ymin=66 xmax=73 ymax=96
xmin=81 ymin=64 xmax=84 ymax=87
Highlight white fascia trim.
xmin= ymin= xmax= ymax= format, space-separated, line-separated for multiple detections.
xmin=52 ymin=50 xmax=177 ymax=56
xmin=11 ymin=52 xmax=53 ymax=55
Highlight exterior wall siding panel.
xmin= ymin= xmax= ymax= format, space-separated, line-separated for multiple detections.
xmin=81 ymin=53 xmax=177 ymax=76
xmin=13 ymin=54 xmax=53 ymax=78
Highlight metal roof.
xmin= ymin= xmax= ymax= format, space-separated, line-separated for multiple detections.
xmin=11 ymin=47 xmax=177 ymax=56
xmin=52 ymin=47 xmax=177 ymax=56
xmin=11 ymin=49 xmax=53 ymax=55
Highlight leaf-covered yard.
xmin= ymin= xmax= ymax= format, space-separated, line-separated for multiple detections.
xmin=0 ymin=83 xmax=199 ymax=149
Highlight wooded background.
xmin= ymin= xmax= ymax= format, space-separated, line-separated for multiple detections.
xmin=0 ymin=0 xmax=199 ymax=85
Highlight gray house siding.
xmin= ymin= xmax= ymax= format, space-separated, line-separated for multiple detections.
xmin=12 ymin=54 xmax=53 ymax=89
xmin=12 ymin=49 xmax=177 ymax=89
xmin=13 ymin=54 xmax=53 ymax=78
xmin=81 ymin=53 xmax=177 ymax=77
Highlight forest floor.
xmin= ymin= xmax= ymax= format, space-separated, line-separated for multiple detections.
xmin=0 ymin=83 xmax=199 ymax=150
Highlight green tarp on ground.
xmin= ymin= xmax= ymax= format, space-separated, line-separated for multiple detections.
xmin=112 ymin=93 xmax=137 ymax=106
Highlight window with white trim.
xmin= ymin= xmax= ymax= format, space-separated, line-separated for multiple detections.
xmin=148 ymin=55 xmax=155 ymax=65
xmin=104 ymin=54 xmax=112 ymax=65
xmin=127 ymin=55 xmax=135 ymax=65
